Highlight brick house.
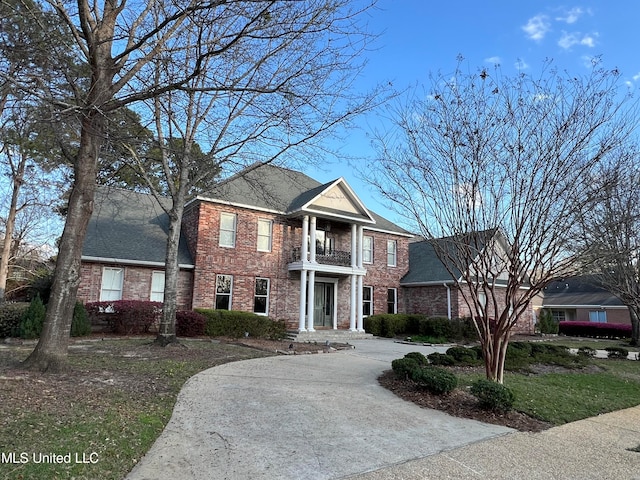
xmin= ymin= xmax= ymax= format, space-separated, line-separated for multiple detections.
xmin=79 ymin=164 xmax=413 ymax=332
xmin=400 ymin=234 xmax=536 ymax=334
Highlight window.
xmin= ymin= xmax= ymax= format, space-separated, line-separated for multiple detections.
xmin=387 ymin=288 xmax=397 ymax=314
xmin=257 ymin=219 xmax=273 ymax=252
xmin=215 ymin=274 xmax=233 ymax=310
xmin=254 ymin=278 xmax=270 ymax=315
xmin=219 ymin=212 xmax=237 ymax=247
xmin=552 ymin=310 xmax=566 ymax=323
xmin=363 ymin=286 xmax=373 ymax=316
xmin=150 ymin=271 xmax=165 ymax=302
xmin=363 ymin=236 xmax=373 ymax=264
xmin=589 ymin=310 xmax=607 ymax=323
xmin=387 ymin=240 xmax=397 ymax=266
xmin=100 ymin=267 xmax=123 ymax=301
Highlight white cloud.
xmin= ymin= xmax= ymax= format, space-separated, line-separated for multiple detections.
xmin=633 ymin=72 xmax=640 ymax=82
xmin=522 ymin=15 xmax=550 ymax=41
xmin=558 ymin=31 xmax=597 ymax=50
xmin=556 ymin=7 xmax=584 ymax=24
xmin=514 ymin=59 xmax=529 ymax=70
xmin=485 ymin=56 xmax=501 ymax=65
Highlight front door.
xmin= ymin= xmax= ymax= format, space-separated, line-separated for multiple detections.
xmin=314 ymin=282 xmax=333 ymax=327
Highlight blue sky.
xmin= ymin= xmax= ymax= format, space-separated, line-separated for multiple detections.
xmin=306 ymin=0 xmax=640 ymax=227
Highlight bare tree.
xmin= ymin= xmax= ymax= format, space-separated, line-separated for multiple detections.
xmin=574 ymin=152 xmax=640 ymax=346
xmin=8 ymin=0 xmax=378 ymax=371
xmin=369 ymin=59 xmax=638 ymax=383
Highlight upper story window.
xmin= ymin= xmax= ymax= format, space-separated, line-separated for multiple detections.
xmin=387 ymin=239 xmax=397 ymax=267
xmin=257 ymin=219 xmax=273 ymax=252
xmin=363 ymin=236 xmax=373 ymax=264
xmin=219 ymin=212 xmax=237 ymax=248
xmin=100 ymin=267 xmax=123 ymax=301
xmin=150 ymin=271 xmax=165 ymax=302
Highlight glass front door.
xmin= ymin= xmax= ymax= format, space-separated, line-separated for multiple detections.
xmin=313 ymin=282 xmax=334 ymax=327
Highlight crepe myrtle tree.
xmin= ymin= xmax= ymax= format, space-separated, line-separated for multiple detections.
xmin=369 ymin=58 xmax=638 ymax=383
xmin=12 ymin=0 xmax=380 ymax=372
xmin=574 ymin=153 xmax=640 ymax=346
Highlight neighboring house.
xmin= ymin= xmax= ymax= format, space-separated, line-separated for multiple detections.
xmin=79 ymin=163 xmax=413 ymax=332
xmin=400 ymin=232 xmax=535 ymax=334
xmin=541 ymin=275 xmax=631 ymax=325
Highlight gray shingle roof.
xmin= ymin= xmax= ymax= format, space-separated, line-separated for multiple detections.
xmin=200 ymin=163 xmax=410 ymax=235
xmin=543 ymin=276 xmax=625 ymax=307
xmin=82 ymin=187 xmax=194 ymax=267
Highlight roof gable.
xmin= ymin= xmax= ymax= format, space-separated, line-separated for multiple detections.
xmin=293 ymin=178 xmax=375 ymax=224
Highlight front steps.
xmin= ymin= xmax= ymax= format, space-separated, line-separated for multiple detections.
xmin=286 ymin=330 xmax=374 ymax=343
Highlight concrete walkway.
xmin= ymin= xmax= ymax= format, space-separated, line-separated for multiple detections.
xmin=126 ymin=338 xmax=640 ymax=480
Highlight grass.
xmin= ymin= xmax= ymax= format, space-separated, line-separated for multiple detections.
xmin=0 ymin=337 xmax=274 ymax=480
xmin=456 ymin=356 xmax=640 ymax=425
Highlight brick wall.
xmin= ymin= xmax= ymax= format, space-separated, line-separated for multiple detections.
xmin=78 ymin=262 xmax=193 ymax=310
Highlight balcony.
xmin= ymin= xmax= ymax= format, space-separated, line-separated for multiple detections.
xmin=292 ymin=246 xmax=352 ymax=267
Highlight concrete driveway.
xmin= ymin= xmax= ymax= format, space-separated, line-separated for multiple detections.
xmin=126 ymin=339 xmax=512 ymax=480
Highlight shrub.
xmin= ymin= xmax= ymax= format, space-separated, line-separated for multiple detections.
xmin=446 ymin=346 xmax=479 ymax=364
xmin=18 ymin=294 xmax=46 ymax=339
xmin=577 ymin=346 xmax=597 ymax=358
xmin=86 ymin=300 xmax=162 ymax=335
xmin=411 ymin=366 xmax=458 ymax=395
xmin=0 ymin=302 xmax=29 ymax=338
xmin=559 ymin=321 xmax=631 ymax=339
xmin=197 ymin=309 xmax=286 ymax=339
xmin=470 ymin=379 xmax=515 ymax=412
xmin=418 ymin=317 xmax=452 ymax=338
xmin=71 ymin=302 xmax=92 ymax=337
xmin=391 ymin=357 xmax=420 ymax=379
xmin=537 ymin=309 xmax=559 ymax=334
xmin=364 ymin=315 xmax=382 ymax=336
xmin=427 ymin=352 xmax=455 ymax=366
xmin=605 ymin=346 xmax=629 ymax=359
xmin=403 ymin=351 xmax=429 ymax=366
xmin=176 ymin=310 xmax=207 ymax=337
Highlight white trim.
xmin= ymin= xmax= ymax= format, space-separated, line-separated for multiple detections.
xmin=190 ymin=196 xmax=282 ymax=215
xmin=82 ymin=256 xmax=195 ymax=269
xmin=542 ymin=304 xmax=628 ymax=309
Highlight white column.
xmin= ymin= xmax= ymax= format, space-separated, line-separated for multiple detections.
xmin=306 ymin=270 xmax=316 ymax=332
xmin=351 ymin=224 xmax=357 ymax=267
xmin=356 ymin=225 xmax=365 ymax=332
xmin=332 ymin=281 xmax=338 ymax=330
xmin=301 ymin=215 xmax=309 ymax=262
xmin=356 ymin=275 xmax=364 ymax=332
xmin=298 ymin=271 xmax=307 ymax=332
xmin=309 ymin=216 xmax=317 ymax=263
xmin=349 ymin=274 xmax=357 ymax=331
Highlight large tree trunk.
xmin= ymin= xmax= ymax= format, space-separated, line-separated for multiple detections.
xmin=0 ymin=152 xmax=25 ymax=303
xmin=22 ymin=114 xmax=102 ymax=372
xmin=630 ymin=307 xmax=640 ymax=347
xmin=155 ymin=185 xmax=187 ymax=346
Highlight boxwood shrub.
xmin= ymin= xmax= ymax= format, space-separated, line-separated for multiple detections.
xmin=196 ymin=309 xmax=286 ymax=339
xmin=427 ymin=352 xmax=455 ymax=366
xmin=410 ymin=366 xmax=458 ymax=395
xmin=403 ymin=351 xmax=429 ymax=366
xmin=605 ymin=346 xmax=629 ymax=359
xmin=446 ymin=346 xmax=479 ymax=364
xmin=470 ymin=379 xmax=515 ymax=412
xmin=391 ymin=357 xmax=421 ymax=379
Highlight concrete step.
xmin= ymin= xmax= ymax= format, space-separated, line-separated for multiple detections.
xmin=286 ymin=330 xmax=374 ymax=343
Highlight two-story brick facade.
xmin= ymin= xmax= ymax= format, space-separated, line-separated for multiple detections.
xmin=79 ymin=164 xmax=412 ymax=332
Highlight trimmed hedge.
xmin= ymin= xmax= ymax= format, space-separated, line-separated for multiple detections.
xmin=470 ymin=379 xmax=515 ymax=412
xmin=411 ymin=366 xmax=458 ymax=394
xmin=196 ymin=309 xmax=287 ymax=339
xmin=176 ymin=310 xmax=207 ymax=337
xmin=559 ymin=321 xmax=631 ymax=339
xmin=0 ymin=302 xmax=29 ymax=338
xmin=363 ymin=313 xmax=476 ymax=342
xmin=86 ymin=300 xmax=162 ymax=334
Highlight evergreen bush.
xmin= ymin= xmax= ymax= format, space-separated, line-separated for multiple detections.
xmin=470 ymin=379 xmax=515 ymax=412
xmin=605 ymin=346 xmax=629 ymax=359
xmin=577 ymin=346 xmax=597 ymax=358
xmin=537 ymin=309 xmax=559 ymax=334
xmin=391 ymin=357 xmax=420 ymax=379
xmin=71 ymin=302 xmax=92 ymax=337
xmin=410 ymin=366 xmax=457 ymax=394
xmin=427 ymin=352 xmax=455 ymax=366
xmin=197 ymin=309 xmax=286 ymax=339
xmin=0 ymin=302 xmax=29 ymax=338
xmin=403 ymin=351 xmax=429 ymax=366
xmin=18 ymin=294 xmax=46 ymax=339
xmin=446 ymin=346 xmax=479 ymax=364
